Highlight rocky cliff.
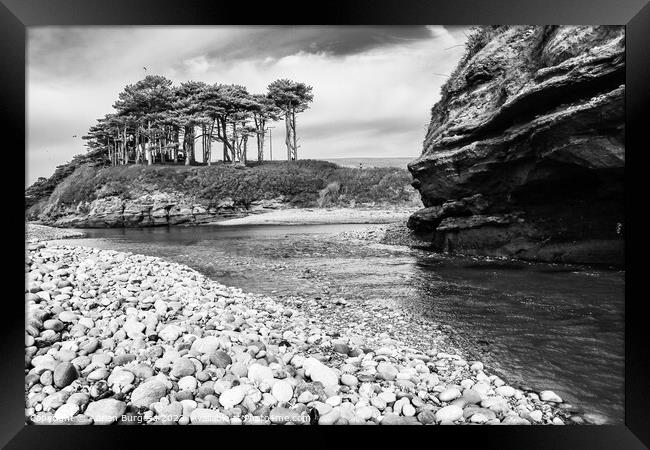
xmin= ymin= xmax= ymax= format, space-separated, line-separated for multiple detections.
xmin=407 ymin=26 xmax=625 ymax=265
xmin=36 ymin=190 xmax=283 ymax=228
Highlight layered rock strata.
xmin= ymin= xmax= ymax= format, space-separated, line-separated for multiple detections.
xmin=408 ymin=26 xmax=625 ymax=264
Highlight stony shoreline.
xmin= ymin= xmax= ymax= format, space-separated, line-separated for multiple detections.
xmin=210 ymin=207 xmax=416 ymax=226
xmin=26 ymin=223 xmax=86 ymax=242
xmin=25 ymin=239 xmax=573 ymax=425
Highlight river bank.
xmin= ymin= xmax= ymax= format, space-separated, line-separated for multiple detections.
xmin=210 ymin=207 xmax=416 ymax=226
xmin=25 ymin=236 xmax=572 ymax=425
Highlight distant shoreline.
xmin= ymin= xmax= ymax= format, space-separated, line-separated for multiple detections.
xmin=322 ymin=157 xmax=414 ymax=169
xmin=208 ymin=206 xmax=417 ymax=226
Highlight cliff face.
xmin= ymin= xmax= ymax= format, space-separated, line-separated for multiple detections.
xmin=407 ymin=26 xmax=625 ymax=265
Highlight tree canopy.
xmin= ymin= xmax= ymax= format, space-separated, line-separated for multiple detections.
xmin=83 ymin=75 xmax=313 ymax=167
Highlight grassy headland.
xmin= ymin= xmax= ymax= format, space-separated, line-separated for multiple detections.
xmin=26 ymin=160 xmax=420 ymax=224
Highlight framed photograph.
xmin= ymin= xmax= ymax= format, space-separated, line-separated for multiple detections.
xmin=3 ymin=0 xmax=647 ymax=448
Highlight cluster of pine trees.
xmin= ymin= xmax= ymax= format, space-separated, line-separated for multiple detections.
xmin=83 ymin=75 xmax=314 ymax=166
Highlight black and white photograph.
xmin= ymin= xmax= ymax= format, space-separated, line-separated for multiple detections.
xmin=20 ymin=21 xmax=628 ymax=429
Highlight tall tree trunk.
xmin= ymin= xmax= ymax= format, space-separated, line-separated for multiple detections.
xmin=207 ymin=121 xmax=215 ymax=166
xmin=184 ymin=125 xmax=195 ymax=166
xmin=257 ymin=132 xmax=264 ymax=162
xmin=285 ymin=111 xmax=292 ymax=161
xmin=201 ymin=125 xmax=205 ymax=164
xmin=173 ymin=127 xmax=178 ymax=163
xmin=135 ymin=130 xmax=141 ymax=164
xmin=255 ymin=116 xmax=265 ymax=162
xmin=184 ymin=127 xmax=190 ymax=166
xmin=122 ymin=127 xmax=127 ymax=164
xmin=114 ymin=134 xmax=119 ymax=166
xmin=220 ymin=117 xmax=230 ymax=162
xmin=243 ymin=135 xmax=248 ymax=164
xmin=292 ymin=109 xmax=297 ymax=161
xmin=146 ymin=121 xmax=152 ymax=165
xmin=189 ymin=127 xmax=195 ymax=164
xmin=161 ymin=128 xmax=167 ymax=163
xmin=231 ymin=122 xmax=237 ymax=164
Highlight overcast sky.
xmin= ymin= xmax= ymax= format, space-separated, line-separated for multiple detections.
xmin=27 ymin=25 xmax=469 ymax=185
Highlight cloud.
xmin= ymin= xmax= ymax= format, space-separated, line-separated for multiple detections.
xmin=183 ymin=55 xmax=210 ymax=74
xmin=27 ymin=26 xmax=468 ymax=185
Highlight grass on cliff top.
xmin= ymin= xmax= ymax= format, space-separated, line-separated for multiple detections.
xmin=50 ymin=159 xmax=418 ymax=209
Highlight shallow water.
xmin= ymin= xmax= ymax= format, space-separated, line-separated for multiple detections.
xmin=59 ymin=223 xmax=624 ymax=423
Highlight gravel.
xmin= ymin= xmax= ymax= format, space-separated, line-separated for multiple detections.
xmin=26 ymin=223 xmax=85 ymax=243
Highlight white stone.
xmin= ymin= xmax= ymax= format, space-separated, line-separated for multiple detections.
xmin=178 ymin=376 xmax=197 ymax=391
xmin=247 ymin=364 xmax=274 ymax=384
xmin=79 ymin=317 xmax=94 ymax=328
xmin=180 ymin=399 xmax=198 ymax=417
xmin=435 ymin=405 xmax=463 ymax=423
xmin=341 ymin=374 xmax=358 ymax=386
xmin=438 ymin=388 xmax=462 ymax=402
xmin=123 ymin=319 xmax=145 ymax=338
xmin=326 ymin=395 xmax=342 ymax=407
xmin=355 ymin=405 xmax=374 ymax=421
xmin=473 ymin=382 xmax=491 ymax=396
xmin=402 ymin=403 xmax=416 ymax=417
xmin=271 ymin=380 xmax=293 ymax=403
xmin=470 ymin=412 xmax=488 ymax=423
xmin=54 ymin=403 xmax=79 ymax=421
xmin=159 ymin=324 xmax=182 ymax=342
xmin=219 ymin=385 xmax=248 ymax=409
xmin=85 ymin=399 xmax=126 ymax=425
xmin=107 ymin=369 xmax=135 ymax=389
xmin=496 ymin=386 xmax=516 ymax=397
xmin=297 ymin=391 xmax=317 ymax=403
xmin=58 ymin=311 xmax=77 ymax=322
xmin=303 ymin=357 xmax=338 ymax=387
xmin=482 ymin=396 xmax=509 ymax=413
xmin=190 ymin=336 xmax=220 ymax=354
xmin=540 ymin=390 xmax=562 ymax=403
xmin=378 ymin=391 xmax=396 ymax=403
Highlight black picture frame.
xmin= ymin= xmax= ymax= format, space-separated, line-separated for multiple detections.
xmin=3 ymin=0 xmax=647 ymax=448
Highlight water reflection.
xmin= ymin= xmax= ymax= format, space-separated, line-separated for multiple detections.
xmin=407 ymin=254 xmax=624 ymax=423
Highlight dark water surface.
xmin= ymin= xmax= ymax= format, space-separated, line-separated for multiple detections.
xmin=60 ymin=223 xmax=624 ymax=423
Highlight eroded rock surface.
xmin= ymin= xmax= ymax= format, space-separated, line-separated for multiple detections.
xmin=40 ymin=192 xmax=285 ymax=228
xmin=408 ymin=26 xmax=625 ymax=264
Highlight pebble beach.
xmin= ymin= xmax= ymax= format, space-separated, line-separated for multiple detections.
xmin=25 ymin=225 xmax=572 ymax=425
xmin=26 ymin=223 xmax=85 ymax=242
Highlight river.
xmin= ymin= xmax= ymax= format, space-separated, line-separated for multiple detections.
xmin=58 ymin=222 xmax=624 ymax=424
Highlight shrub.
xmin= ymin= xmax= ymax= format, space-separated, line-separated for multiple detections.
xmin=318 ymin=182 xmax=341 ymax=208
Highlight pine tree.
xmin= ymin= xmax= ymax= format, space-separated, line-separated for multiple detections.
xmin=267 ymin=79 xmax=313 ymax=161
